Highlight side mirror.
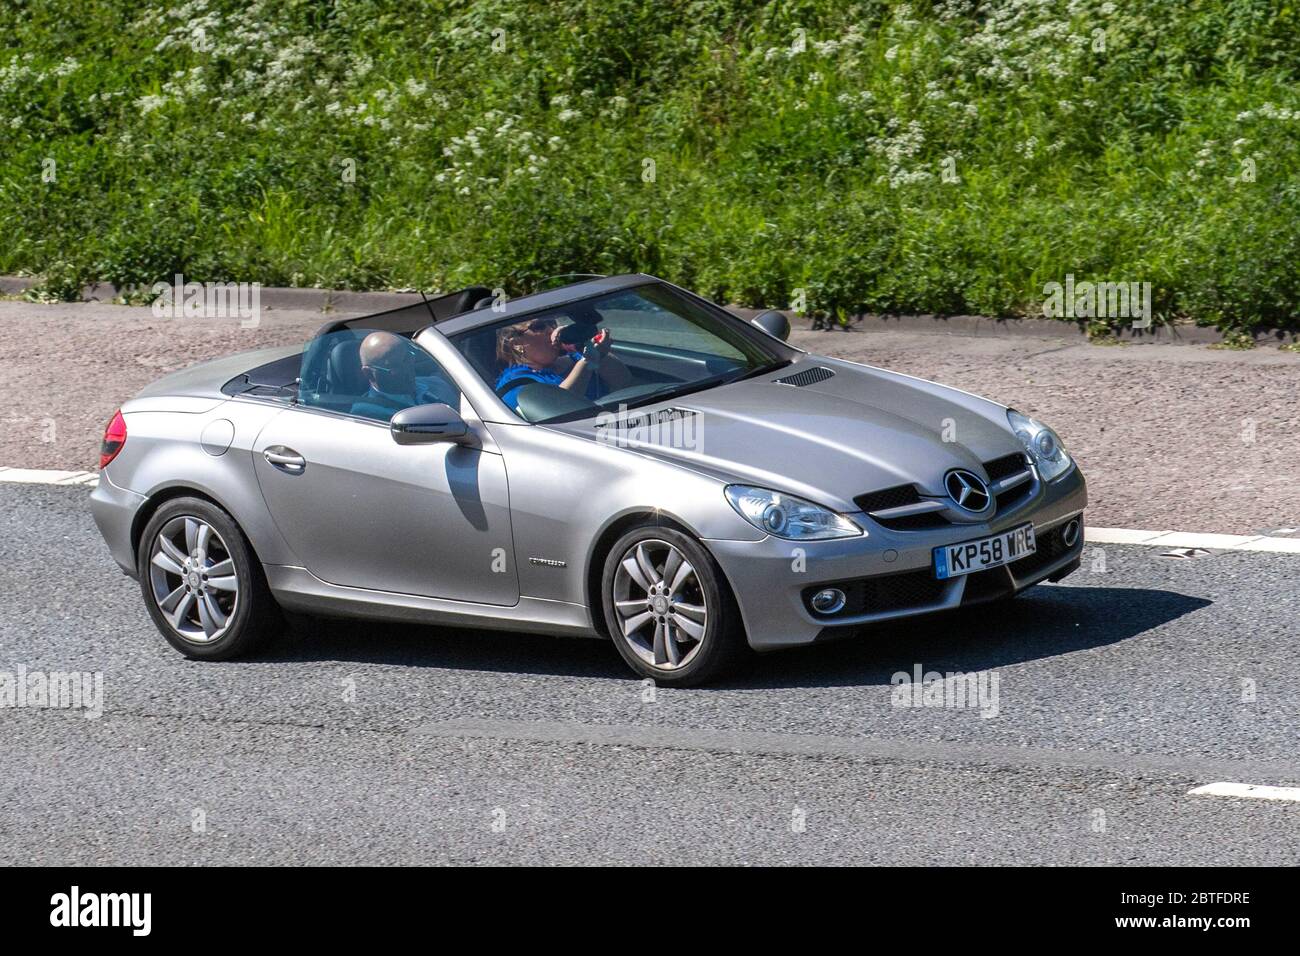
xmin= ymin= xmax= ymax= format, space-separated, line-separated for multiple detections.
xmin=390 ymin=403 xmax=470 ymax=445
xmin=751 ymin=309 xmax=791 ymax=341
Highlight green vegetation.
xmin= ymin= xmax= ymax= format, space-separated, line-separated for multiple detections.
xmin=3 ymin=0 xmax=1299 ymax=330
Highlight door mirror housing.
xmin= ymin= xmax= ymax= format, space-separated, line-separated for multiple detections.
xmin=751 ymin=309 xmax=791 ymax=342
xmin=390 ymin=403 xmax=471 ymax=445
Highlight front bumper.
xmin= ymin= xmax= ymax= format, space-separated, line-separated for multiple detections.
xmin=89 ymin=469 xmax=147 ymax=577
xmin=705 ymin=464 xmax=1087 ymax=651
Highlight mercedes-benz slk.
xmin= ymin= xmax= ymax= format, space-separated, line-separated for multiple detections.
xmin=91 ymin=274 xmax=1086 ymax=685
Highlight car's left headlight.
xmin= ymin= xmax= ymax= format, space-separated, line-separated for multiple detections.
xmin=725 ymin=485 xmax=863 ymax=540
xmin=1007 ymin=410 xmax=1073 ymax=481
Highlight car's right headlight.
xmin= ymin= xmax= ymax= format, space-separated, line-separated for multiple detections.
xmin=724 ymin=485 xmax=863 ymax=540
xmin=1007 ymin=410 xmax=1073 ymax=481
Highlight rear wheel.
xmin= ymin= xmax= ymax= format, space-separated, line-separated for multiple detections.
xmin=137 ymin=497 xmax=280 ymax=660
xmin=600 ymin=526 xmax=747 ymax=686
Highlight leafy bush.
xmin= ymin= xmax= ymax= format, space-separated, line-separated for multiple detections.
xmin=1 ymin=0 xmax=1298 ymax=328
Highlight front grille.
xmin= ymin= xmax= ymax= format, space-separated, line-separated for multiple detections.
xmin=985 ymin=452 xmax=1028 ymax=481
xmin=988 ymin=452 xmax=1033 ymax=512
xmin=854 ymin=485 xmax=950 ymax=531
xmin=803 ymin=568 xmax=946 ymax=618
xmin=857 ymin=453 xmax=1033 ymax=531
xmin=775 ymin=365 xmax=835 ymax=387
xmin=854 ymin=484 xmax=921 ymax=512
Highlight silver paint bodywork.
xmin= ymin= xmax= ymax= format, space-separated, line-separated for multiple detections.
xmin=92 ymin=274 xmax=1086 ymax=651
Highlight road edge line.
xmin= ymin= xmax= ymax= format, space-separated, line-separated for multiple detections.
xmin=1188 ymin=782 xmax=1300 ymax=802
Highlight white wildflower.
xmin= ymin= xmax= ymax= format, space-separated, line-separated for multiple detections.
xmin=136 ymin=94 xmax=168 ymax=114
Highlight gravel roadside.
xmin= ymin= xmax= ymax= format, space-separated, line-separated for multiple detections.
xmin=2 ymin=299 xmax=1296 ymax=534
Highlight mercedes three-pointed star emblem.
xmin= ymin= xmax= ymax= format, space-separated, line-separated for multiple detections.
xmin=945 ymin=469 xmax=992 ymax=512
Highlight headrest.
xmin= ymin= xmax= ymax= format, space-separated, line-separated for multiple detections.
xmin=442 ymin=285 xmax=493 ymax=318
xmin=460 ymin=328 xmax=501 ymax=382
xmin=327 ymin=338 xmax=369 ymax=395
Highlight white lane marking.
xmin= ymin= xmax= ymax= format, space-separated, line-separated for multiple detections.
xmin=0 ymin=467 xmax=98 ymax=487
xmin=1189 ymin=782 xmax=1300 ymax=803
xmin=1087 ymin=527 xmax=1300 ymax=555
xmin=1085 ymin=527 xmax=1170 ymax=544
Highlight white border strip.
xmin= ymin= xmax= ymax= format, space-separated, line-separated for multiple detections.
xmin=0 ymin=467 xmax=98 ymax=487
xmin=1086 ymin=526 xmax=1300 ymax=554
xmin=1189 ymin=782 xmax=1300 ymax=802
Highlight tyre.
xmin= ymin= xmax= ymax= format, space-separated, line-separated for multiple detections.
xmin=136 ymin=496 xmax=280 ymax=660
xmin=600 ymin=525 xmax=748 ymax=686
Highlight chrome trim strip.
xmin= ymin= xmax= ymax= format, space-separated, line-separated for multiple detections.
xmin=990 ymin=469 xmax=1032 ymax=495
xmin=869 ymin=499 xmax=948 ymax=519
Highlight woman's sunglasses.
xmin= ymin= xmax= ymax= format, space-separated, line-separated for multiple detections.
xmin=509 ymin=317 xmax=557 ymax=336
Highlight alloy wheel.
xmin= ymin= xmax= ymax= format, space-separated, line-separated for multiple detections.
xmin=148 ymin=515 xmax=239 ymax=643
xmin=611 ymin=538 xmax=709 ymax=669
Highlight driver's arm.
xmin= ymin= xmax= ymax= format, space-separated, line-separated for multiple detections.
xmin=592 ymin=329 xmax=631 ymax=390
xmin=558 ymin=359 xmax=593 ymax=394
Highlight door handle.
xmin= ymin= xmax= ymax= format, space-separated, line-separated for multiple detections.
xmin=263 ymin=446 xmax=306 ymax=473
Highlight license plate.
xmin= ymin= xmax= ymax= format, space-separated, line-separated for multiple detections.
xmin=933 ymin=524 xmax=1036 ymax=579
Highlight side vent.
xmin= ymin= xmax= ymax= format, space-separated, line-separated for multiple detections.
xmin=774 ymin=366 xmax=835 ymax=388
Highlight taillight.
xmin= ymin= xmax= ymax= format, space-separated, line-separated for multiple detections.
xmin=100 ymin=409 xmax=126 ymax=469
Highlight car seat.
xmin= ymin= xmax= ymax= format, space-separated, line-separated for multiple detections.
xmin=299 ymin=330 xmax=370 ymax=412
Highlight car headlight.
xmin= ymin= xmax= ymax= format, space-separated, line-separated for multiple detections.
xmin=724 ymin=485 xmax=863 ymax=540
xmin=1007 ymin=410 xmax=1073 ymax=481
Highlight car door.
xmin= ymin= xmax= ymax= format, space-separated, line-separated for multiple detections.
xmin=251 ymin=333 xmax=519 ymax=605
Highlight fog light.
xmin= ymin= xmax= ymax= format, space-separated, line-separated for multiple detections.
xmin=810 ymin=588 xmax=847 ymax=615
xmin=1062 ymin=519 xmax=1081 ymax=547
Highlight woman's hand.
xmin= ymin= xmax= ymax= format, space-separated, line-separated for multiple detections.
xmin=592 ymin=329 xmax=631 ymax=390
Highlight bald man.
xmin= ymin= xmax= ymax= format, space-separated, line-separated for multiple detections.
xmin=354 ymin=331 xmax=453 ymax=420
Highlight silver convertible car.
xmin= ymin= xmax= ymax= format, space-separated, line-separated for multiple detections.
xmin=92 ymin=274 xmax=1086 ymax=685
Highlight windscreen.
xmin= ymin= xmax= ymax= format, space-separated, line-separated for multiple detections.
xmin=450 ymin=284 xmax=784 ymax=423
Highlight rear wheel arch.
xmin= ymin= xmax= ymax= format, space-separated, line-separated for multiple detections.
xmin=131 ymin=485 xmax=260 ymax=567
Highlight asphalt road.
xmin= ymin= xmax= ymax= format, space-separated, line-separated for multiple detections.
xmin=2 ymin=483 xmax=1297 ymax=865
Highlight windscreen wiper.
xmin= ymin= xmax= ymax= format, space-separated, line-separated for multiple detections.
xmin=620 ymin=360 xmax=792 ymax=411
xmin=725 ymin=359 xmax=792 ymax=383
xmin=620 ymin=373 xmax=733 ymax=410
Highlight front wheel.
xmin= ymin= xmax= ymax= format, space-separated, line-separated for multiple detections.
xmin=600 ymin=526 xmax=748 ymax=686
xmin=137 ymin=496 xmax=280 ymax=660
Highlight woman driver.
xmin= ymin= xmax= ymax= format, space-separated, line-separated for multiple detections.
xmin=494 ymin=316 xmax=631 ymax=410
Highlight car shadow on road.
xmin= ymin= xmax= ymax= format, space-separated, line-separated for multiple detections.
xmin=729 ymin=585 xmax=1211 ymax=690
xmin=262 ymin=616 xmax=625 ymax=679
xmin=257 ymin=584 xmax=1210 ymax=689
